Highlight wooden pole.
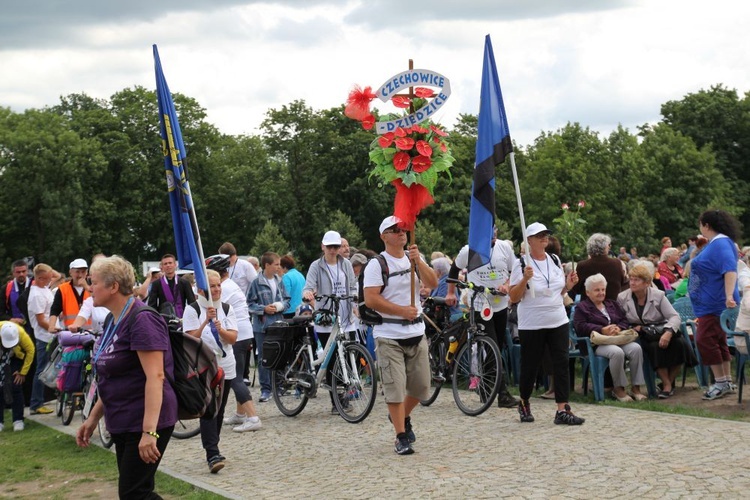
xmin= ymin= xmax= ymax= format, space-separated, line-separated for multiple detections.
xmin=408 ymin=59 xmax=417 ymax=307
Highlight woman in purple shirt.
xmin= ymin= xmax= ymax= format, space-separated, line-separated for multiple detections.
xmin=77 ymin=256 xmax=177 ymax=499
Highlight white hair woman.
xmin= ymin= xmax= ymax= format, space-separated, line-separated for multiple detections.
xmin=573 ymin=273 xmax=646 ymax=401
xmin=657 ymin=247 xmax=684 ymax=290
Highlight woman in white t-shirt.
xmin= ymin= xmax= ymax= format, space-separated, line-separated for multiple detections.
xmin=70 ymin=296 xmax=109 ymax=334
xmin=509 ymin=222 xmax=584 ymax=426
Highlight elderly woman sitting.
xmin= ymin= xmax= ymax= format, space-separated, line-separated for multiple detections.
xmin=574 ymin=273 xmax=647 ymax=401
xmin=617 ymin=262 xmax=685 ymax=398
xmin=657 ymin=247 xmax=684 ymax=290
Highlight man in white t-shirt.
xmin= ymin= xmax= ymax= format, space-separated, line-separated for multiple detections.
xmin=27 ymin=264 xmax=56 ymax=414
xmin=219 ymin=242 xmax=257 ymax=297
xmin=363 ymin=216 xmax=437 ymax=455
xmin=447 ymin=225 xmax=518 ymax=408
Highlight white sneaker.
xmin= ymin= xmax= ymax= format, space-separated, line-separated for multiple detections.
xmin=232 ymin=417 xmax=262 ymax=433
xmin=13 ymin=420 xmax=24 ymax=432
xmin=223 ymin=413 xmax=247 ymax=426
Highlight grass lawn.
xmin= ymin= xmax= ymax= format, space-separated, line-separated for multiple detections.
xmin=0 ymin=417 xmax=226 ymax=499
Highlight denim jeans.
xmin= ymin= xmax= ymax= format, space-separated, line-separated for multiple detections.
xmin=1 ymin=358 xmax=25 ymax=424
xmin=30 ymin=339 xmax=51 ymax=410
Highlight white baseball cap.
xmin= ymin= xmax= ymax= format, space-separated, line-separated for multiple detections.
xmin=69 ymin=258 xmax=88 ymax=269
xmin=322 ymin=230 xmax=342 ymax=246
xmin=526 ymin=222 xmax=552 ymax=237
xmin=1 ymin=323 xmax=19 ymax=349
xmin=379 ymin=215 xmax=403 ymax=234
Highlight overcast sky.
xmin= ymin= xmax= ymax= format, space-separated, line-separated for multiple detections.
xmin=2 ymin=0 xmax=748 ymax=147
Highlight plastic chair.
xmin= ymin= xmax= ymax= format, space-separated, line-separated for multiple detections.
xmin=730 ymin=330 xmax=749 ymax=403
xmin=719 ymin=307 xmax=742 ymax=382
xmin=567 ymin=307 xmax=601 ymax=400
xmin=672 ymin=297 xmax=709 ymax=387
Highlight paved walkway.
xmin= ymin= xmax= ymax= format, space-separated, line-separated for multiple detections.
xmin=30 ymin=390 xmax=750 ymax=499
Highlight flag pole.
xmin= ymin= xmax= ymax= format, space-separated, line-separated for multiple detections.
xmin=508 ymin=151 xmax=533 ymax=297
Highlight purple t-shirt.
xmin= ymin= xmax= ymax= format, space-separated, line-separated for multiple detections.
xmin=95 ymin=302 xmax=178 ymax=434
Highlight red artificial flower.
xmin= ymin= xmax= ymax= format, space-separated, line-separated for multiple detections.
xmin=412 ymin=155 xmax=432 ymax=172
xmin=361 ymin=114 xmax=375 ymax=130
xmin=416 ymin=140 xmax=432 ymax=157
xmin=415 ymin=87 xmax=436 ymax=98
xmin=439 ymin=142 xmax=447 ymax=153
xmin=394 ymin=127 xmax=407 ymax=138
xmin=430 ymin=124 xmax=447 ymax=137
xmin=578 ymin=200 xmax=586 ymax=208
xmin=561 ymin=203 xmax=569 ymax=210
xmin=412 ymin=125 xmax=429 ymax=134
xmin=392 ymin=96 xmax=411 ymax=108
xmin=395 ymin=137 xmax=415 ymax=151
xmin=393 ymin=152 xmax=410 ymax=171
xmin=344 ymin=85 xmax=377 ymax=121
xmin=378 ymin=132 xmax=395 ymax=148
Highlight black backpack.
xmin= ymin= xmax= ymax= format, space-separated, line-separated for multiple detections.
xmin=105 ymin=304 xmax=225 ymax=420
xmin=357 ymin=254 xmax=417 ymax=326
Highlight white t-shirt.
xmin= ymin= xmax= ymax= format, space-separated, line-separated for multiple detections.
xmin=363 ymin=252 xmax=424 ymax=340
xmin=77 ymin=296 xmax=110 ymax=334
xmin=27 ymin=285 xmax=55 ymax=343
xmin=228 ymin=258 xmax=257 ymax=297
xmin=221 ymin=279 xmax=253 ymax=341
xmin=510 ymin=254 xmax=569 ymax=330
xmin=454 ymin=240 xmax=515 ymax=312
xmin=182 ymin=302 xmax=238 ymax=379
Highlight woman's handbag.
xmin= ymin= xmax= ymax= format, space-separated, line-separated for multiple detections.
xmin=591 ymin=329 xmax=639 ymax=346
xmin=639 ymin=322 xmax=669 ymax=342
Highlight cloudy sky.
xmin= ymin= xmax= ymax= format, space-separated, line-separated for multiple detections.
xmin=2 ymin=0 xmax=748 ymax=147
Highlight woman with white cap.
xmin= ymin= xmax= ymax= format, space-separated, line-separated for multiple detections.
xmin=509 ymin=222 xmax=585 ymax=425
xmin=1 ymin=321 xmax=35 ymax=431
xmin=303 ymin=230 xmax=358 ymax=414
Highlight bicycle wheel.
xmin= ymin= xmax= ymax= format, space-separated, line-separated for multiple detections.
xmin=421 ymin=336 xmax=446 ymax=406
xmin=61 ymin=392 xmax=76 ymax=426
xmin=172 ymin=419 xmax=201 ymax=439
xmin=331 ymin=343 xmax=377 ymax=423
xmin=452 ymin=335 xmax=502 ymax=416
xmin=97 ymin=413 xmax=113 ymax=448
xmin=272 ymin=353 xmax=312 ymax=417
xmin=55 ymin=391 xmax=63 ymax=417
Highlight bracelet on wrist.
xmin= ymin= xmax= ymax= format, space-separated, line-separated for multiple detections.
xmin=144 ymin=431 xmax=159 ymax=439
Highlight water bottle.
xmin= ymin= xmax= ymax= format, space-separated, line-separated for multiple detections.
xmin=316 ymin=340 xmax=325 ymax=360
xmin=445 ymin=336 xmax=458 ymax=363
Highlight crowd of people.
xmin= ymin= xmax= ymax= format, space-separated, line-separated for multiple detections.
xmin=1 ymin=209 xmax=746 ymax=496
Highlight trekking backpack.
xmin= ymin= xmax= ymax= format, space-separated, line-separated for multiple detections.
xmin=108 ymin=304 xmax=225 ymax=420
xmin=357 ymin=254 xmax=417 ymax=326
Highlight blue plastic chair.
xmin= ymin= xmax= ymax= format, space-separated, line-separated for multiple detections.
xmin=672 ymin=297 xmax=709 ymax=387
xmin=730 ymin=330 xmax=749 ymax=403
xmin=567 ymin=307 xmax=604 ymax=401
xmin=719 ymin=308 xmax=742 ymax=382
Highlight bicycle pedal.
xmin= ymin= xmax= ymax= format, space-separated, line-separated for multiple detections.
xmin=432 ymin=375 xmax=446 ymax=383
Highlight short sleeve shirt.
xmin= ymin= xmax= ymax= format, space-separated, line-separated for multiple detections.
xmin=27 ymin=285 xmax=54 ymax=343
xmin=94 ymin=303 xmax=178 ymax=434
xmin=77 ymin=296 xmax=110 ymax=334
xmin=454 ymin=240 xmax=515 ymax=312
xmin=182 ymin=302 xmax=238 ymax=379
xmin=689 ymin=234 xmax=739 ymax=317
xmin=510 ymin=254 xmax=568 ymax=330
xmin=228 ymin=259 xmax=258 ymax=297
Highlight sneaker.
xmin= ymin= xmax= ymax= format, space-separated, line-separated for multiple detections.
xmin=387 ymin=414 xmax=416 ymax=443
xmin=394 ymin=435 xmax=414 ymax=455
xmin=258 ymin=391 xmax=272 ymax=403
xmin=207 ymin=455 xmax=225 ymax=473
xmin=30 ymin=406 xmax=53 ymax=415
xmin=232 ymin=417 xmax=262 ymax=433
xmin=554 ymin=404 xmax=585 ymax=425
xmin=223 ymin=413 xmax=247 ymax=426
xmin=497 ymin=392 xmax=519 ymax=408
xmin=727 ymin=382 xmax=737 ymax=394
xmin=518 ymin=399 xmax=535 ymax=423
xmin=468 ymin=376 xmax=479 ymax=390
xmin=13 ymin=420 xmax=24 ymax=432
xmin=702 ymin=384 xmax=730 ymax=400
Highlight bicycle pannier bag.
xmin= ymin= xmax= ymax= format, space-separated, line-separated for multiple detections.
xmin=262 ymin=322 xmax=299 ymax=369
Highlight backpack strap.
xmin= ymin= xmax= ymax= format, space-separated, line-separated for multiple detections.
xmin=190 ymin=301 xmax=230 ymax=317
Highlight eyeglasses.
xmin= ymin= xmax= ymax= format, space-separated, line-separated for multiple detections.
xmin=325 ymin=245 xmax=341 ymax=249
xmin=384 ymin=228 xmax=406 ymax=234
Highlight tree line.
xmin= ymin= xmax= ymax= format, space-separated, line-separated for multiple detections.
xmin=0 ymin=84 xmax=746 ymax=273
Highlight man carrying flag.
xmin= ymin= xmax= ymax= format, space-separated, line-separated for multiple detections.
xmin=444 ymin=34 xmax=517 ymax=408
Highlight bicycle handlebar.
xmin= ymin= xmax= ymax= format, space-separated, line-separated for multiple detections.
xmin=446 ymin=278 xmax=505 ymax=296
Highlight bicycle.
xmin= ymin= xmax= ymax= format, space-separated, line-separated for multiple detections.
xmin=271 ymin=294 xmax=377 ymax=423
xmin=420 ymin=296 xmax=454 ymax=406
xmin=79 ymin=357 xmax=113 ymax=449
xmin=444 ymin=278 xmax=503 ymax=416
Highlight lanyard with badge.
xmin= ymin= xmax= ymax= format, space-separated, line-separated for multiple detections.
xmin=84 ymin=296 xmax=134 ymax=413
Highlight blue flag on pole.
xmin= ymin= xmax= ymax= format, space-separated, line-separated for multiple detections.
xmin=153 ymin=44 xmax=208 ymax=297
xmin=467 ymin=35 xmax=513 ymax=272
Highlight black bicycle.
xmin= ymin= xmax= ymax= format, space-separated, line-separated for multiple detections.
xmin=420 ymin=296 xmax=454 ymax=406
xmin=444 ymin=278 xmax=503 ymax=416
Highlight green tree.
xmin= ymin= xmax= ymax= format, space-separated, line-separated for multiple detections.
xmin=327 ymin=210 xmax=365 ymax=250
xmin=414 ymin=219 xmax=445 ymax=258
xmin=251 ymin=220 xmax=290 ymax=257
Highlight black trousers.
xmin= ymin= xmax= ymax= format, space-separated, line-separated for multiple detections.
xmin=112 ymin=425 xmax=174 ymax=500
xmin=519 ymin=323 xmax=570 ymax=403
xmin=200 ymin=378 xmax=232 ymax=460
